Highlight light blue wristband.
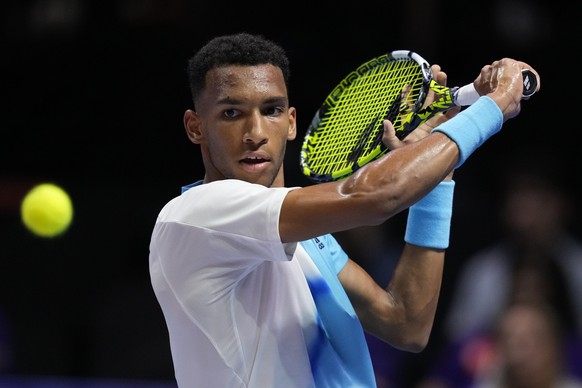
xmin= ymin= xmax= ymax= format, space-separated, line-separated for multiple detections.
xmin=404 ymin=180 xmax=455 ymax=249
xmin=433 ymin=96 xmax=503 ymax=168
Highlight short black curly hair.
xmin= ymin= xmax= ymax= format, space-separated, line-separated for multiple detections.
xmin=187 ymin=33 xmax=291 ymax=108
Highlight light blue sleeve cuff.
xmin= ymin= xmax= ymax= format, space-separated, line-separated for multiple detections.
xmin=433 ymin=96 xmax=503 ymax=168
xmin=404 ymin=180 xmax=455 ymax=249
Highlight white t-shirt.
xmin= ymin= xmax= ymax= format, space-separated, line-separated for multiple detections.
xmin=149 ymin=179 xmax=375 ymax=387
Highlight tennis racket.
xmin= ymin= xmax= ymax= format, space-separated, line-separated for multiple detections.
xmin=300 ymin=50 xmax=538 ymax=183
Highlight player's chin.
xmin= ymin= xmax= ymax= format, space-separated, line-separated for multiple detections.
xmin=237 ymin=162 xmax=276 ymax=186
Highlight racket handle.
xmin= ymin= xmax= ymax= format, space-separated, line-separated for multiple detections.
xmin=452 ymin=83 xmax=480 ymax=106
xmin=453 ymin=69 xmax=538 ymax=106
xmin=521 ymin=69 xmax=538 ymax=99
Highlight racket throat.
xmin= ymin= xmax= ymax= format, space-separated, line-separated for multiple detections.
xmin=347 ymin=93 xmax=404 ymax=164
xmin=347 ymin=117 xmax=382 ymax=164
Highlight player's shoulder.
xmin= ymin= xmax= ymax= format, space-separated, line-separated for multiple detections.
xmin=158 ymin=179 xmax=293 ymax=223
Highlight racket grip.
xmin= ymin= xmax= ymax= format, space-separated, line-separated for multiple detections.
xmin=453 ymin=69 xmax=538 ymax=106
xmin=521 ymin=69 xmax=538 ymax=99
xmin=452 ymin=84 xmax=480 ymax=106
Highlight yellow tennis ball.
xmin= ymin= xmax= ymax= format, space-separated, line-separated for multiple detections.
xmin=21 ymin=183 xmax=74 ymax=238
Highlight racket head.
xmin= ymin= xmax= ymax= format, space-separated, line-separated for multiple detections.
xmin=300 ymin=50 xmax=432 ymax=183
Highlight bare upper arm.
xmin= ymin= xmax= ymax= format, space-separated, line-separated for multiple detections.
xmin=338 ymin=248 xmax=445 ymax=350
xmin=338 ymin=258 xmax=394 ymax=333
xmin=278 ymin=182 xmax=390 ymax=243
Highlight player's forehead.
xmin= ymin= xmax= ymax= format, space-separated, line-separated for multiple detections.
xmin=198 ymin=64 xmax=287 ymax=106
xmin=205 ymin=64 xmax=285 ymax=90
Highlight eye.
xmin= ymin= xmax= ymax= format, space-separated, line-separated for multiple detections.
xmin=264 ymin=106 xmax=284 ymax=116
xmin=223 ymin=109 xmax=240 ymax=119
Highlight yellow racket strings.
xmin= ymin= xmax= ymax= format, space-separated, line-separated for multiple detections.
xmin=308 ymin=57 xmax=424 ymax=176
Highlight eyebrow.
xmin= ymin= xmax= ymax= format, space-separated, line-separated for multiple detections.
xmin=216 ymin=96 xmax=289 ymax=106
xmin=216 ymin=96 xmax=242 ymax=105
xmin=266 ymin=96 xmax=289 ymax=105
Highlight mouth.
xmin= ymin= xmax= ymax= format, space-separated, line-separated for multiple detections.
xmin=243 ymin=156 xmax=268 ymax=164
xmin=240 ymin=155 xmax=271 ymax=172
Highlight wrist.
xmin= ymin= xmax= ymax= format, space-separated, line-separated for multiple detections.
xmin=432 ymin=96 xmax=503 ymax=168
xmin=404 ymin=181 xmax=455 ymax=249
xmin=486 ymin=90 xmax=517 ymax=122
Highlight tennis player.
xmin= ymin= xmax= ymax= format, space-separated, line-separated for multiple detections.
xmin=149 ymin=33 xmax=540 ymax=387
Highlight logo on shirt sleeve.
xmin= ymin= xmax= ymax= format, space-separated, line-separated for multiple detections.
xmin=313 ymin=237 xmax=325 ymax=250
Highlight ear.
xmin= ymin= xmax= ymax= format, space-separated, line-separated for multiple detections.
xmin=287 ymin=106 xmax=297 ymax=141
xmin=184 ymin=109 xmax=204 ymax=144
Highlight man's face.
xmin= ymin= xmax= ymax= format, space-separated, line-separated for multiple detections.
xmin=498 ymin=305 xmax=559 ymax=385
xmin=185 ymin=64 xmax=297 ymax=187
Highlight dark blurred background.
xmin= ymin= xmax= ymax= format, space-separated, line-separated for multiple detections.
xmin=1 ymin=0 xmax=580 ymax=386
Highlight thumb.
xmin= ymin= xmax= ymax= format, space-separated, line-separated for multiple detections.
xmin=382 ymin=119 xmax=403 ymax=150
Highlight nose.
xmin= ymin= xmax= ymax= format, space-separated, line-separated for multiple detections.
xmin=243 ymin=111 xmax=268 ymax=145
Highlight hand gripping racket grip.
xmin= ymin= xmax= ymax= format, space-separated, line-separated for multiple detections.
xmin=453 ymin=69 xmax=538 ymax=106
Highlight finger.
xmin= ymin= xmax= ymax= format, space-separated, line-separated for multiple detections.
xmin=381 ymin=120 xmax=404 ymax=150
xmin=436 ymin=70 xmax=448 ymax=87
xmin=431 ymin=64 xmax=447 ymax=87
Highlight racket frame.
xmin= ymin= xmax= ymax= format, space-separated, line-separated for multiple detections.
xmin=300 ymin=50 xmax=538 ymax=183
xmin=300 ymin=50 xmax=437 ymax=183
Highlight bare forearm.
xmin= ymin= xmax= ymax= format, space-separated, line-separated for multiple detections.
xmin=281 ymin=133 xmax=459 ymax=242
xmin=355 ymin=177 xmax=454 ymax=351
xmin=338 ymin=132 xmax=458 ymax=220
xmin=381 ymin=244 xmax=444 ymax=351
